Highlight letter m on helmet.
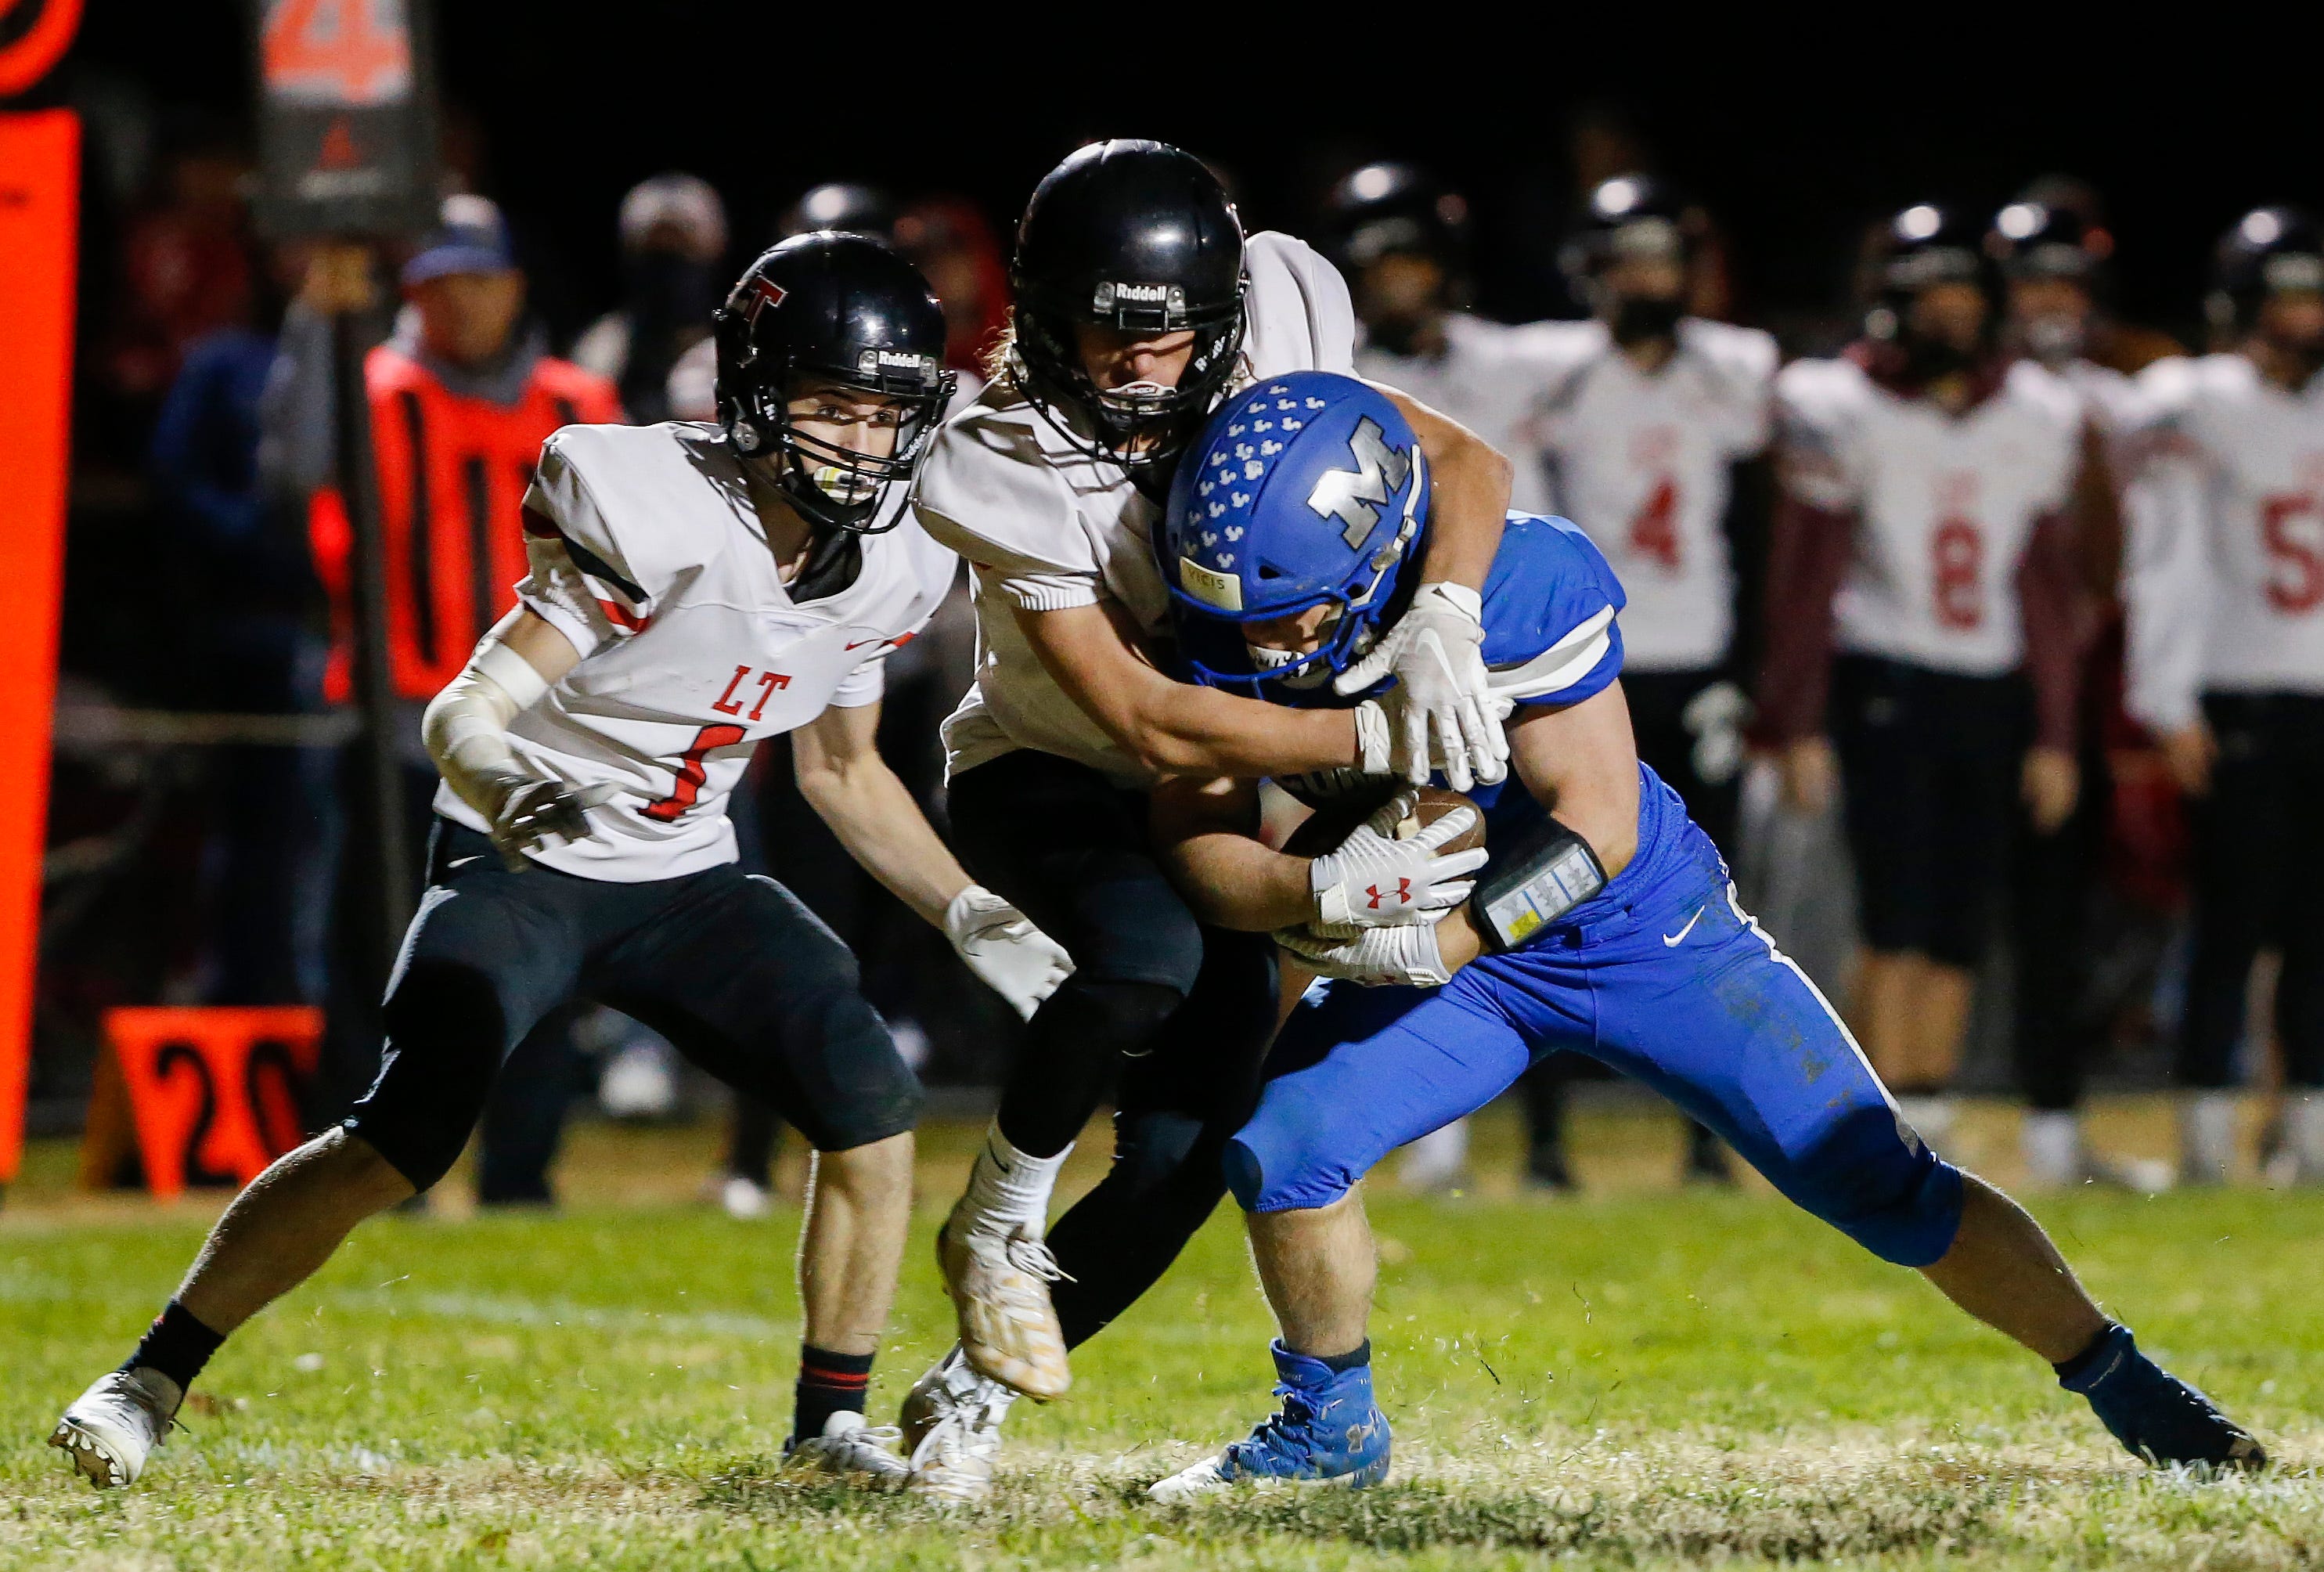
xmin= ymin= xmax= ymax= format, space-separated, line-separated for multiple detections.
xmin=1306 ymin=416 xmax=1412 ymax=550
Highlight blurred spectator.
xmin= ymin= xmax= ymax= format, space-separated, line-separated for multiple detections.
xmin=149 ymin=242 xmax=332 ymax=1006
xmin=262 ymin=195 xmax=622 ymax=1206
xmin=1758 ymin=204 xmax=2087 ymax=1148
xmin=2121 ymin=206 xmax=2324 ymax=1185
xmin=1989 ymin=193 xmax=2176 ymax=1191
xmin=106 ymin=134 xmax=255 ymax=408
xmin=895 ymin=197 xmax=1011 ymax=386
xmin=1523 ymin=173 xmax=1782 ymax=1188
xmin=571 ymin=173 xmax=728 ymax=424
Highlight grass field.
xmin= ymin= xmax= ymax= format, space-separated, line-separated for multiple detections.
xmin=2 ymin=1099 xmax=2318 ymax=1570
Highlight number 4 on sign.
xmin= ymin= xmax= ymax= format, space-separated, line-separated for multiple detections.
xmin=261 ymin=0 xmax=413 ymax=106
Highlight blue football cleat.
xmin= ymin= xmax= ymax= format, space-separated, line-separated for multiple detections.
xmin=1148 ymin=1340 xmax=1390 ymax=1501
xmin=2059 ymin=1323 xmax=2266 ymax=1471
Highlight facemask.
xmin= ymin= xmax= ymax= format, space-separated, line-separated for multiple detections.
xmin=1901 ymin=331 xmax=1976 ymax=384
xmin=2022 ymin=312 xmax=2087 ymax=364
xmin=1610 ymin=294 xmax=1684 ymax=347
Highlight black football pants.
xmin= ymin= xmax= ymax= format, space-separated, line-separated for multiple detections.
xmin=2179 ymin=692 xmax=2324 ymax=1090
xmin=949 ymin=749 xmax=1277 ymax=1348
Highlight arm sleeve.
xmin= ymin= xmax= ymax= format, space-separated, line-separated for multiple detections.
xmin=2120 ymin=432 xmax=2211 ymax=735
xmin=1752 ymin=495 xmax=1854 ymax=743
xmin=2016 ymin=510 xmax=2085 ymax=750
xmin=516 ymin=434 xmax=659 ymax=655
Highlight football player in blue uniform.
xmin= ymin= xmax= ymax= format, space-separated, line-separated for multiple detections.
xmin=1141 ymin=372 xmax=2262 ymax=1497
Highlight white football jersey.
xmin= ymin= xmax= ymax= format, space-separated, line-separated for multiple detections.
xmin=2121 ymin=353 xmax=2324 ymax=733
xmin=1777 ymin=356 xmax=2083 ymax=677
xmin=433 ymin=421 xmax=958 ymax=880
xmin=1355 ymin=312 xmax=1559 ymax=514
xmin=912 ymin=231 xmax=1357 ymax=785
xmin=1527 ymin=317 xmax=1778 ymax=671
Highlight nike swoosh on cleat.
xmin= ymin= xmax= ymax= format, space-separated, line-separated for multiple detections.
xmin=1663 ymin=908 xmax=1704 ymax=946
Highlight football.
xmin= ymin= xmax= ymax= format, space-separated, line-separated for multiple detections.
xmin=1280 ymin=784 xmax=1486 ymax=976
xmin=1281 ymin=784 xmax=1486 ymax=861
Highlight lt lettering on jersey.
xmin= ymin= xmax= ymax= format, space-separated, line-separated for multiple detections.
xmin=710 ymin=663 xmax=793 ymax=723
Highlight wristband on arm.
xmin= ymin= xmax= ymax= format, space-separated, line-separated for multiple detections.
xmin=1468 ymin=817 xmax=1607 ymax=953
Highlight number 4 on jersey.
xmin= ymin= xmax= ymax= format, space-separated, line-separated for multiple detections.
xmin=1630 ymin=477 xmax=1681 ymax=572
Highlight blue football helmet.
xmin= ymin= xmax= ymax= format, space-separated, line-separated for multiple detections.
xmin=1160 ymin=370 xmax=1427 ymax=701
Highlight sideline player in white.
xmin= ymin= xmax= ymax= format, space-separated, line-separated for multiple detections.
xmin=1324 ymin=160 xmax=1556 ymax=1192
xmin=1987 ymin=194 xmax=2176 ymax=1192
xmin=48 ymin=235 xmax=1068 ymax=1494
xmin=2123 ymin=207 xmax=2324 ymax=1184
xmin=1529 ymin=172 xmax=1779 ymax=1186
xmin=895 ymin=140 xmax=1515 ymax=1499
xmin=1758 ymin=204 xmax=2085 ymax=1144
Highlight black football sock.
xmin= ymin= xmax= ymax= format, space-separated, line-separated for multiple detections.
xmin=122 ymin=1300 xmax=225 ymax=1393
xmin=1316 ymin=1339 xmax=1371 ymax=1374
xmin=791 ymin=1345 xmax=874 ymax=1445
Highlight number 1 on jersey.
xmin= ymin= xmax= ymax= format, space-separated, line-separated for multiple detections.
xmin=644 ymin=723 xmax=747 ymax=822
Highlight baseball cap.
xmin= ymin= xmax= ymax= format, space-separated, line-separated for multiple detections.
xmin=402 ymin=193 xmax=517 ymax=285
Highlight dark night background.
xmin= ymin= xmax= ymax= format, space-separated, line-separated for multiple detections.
xmin=55 ymin=6 xmax=2324 ymax=347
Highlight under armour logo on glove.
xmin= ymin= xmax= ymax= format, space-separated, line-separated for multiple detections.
xmin=1308 ymin=791 xmax=1486 ymax=931
xmin=1364 ymin=878 xmax=1414 ymax=910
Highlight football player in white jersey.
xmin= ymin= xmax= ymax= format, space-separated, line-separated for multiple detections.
xmin=1987 ymin=196 xmax=2175 ymax=1192
xmin=1335 ymin=162 xmax=1557 ymax=514
xmin=895 ymin=140 xmax=1515 ymax=1498
xmin=1321 ymin=162 xmax=1553 ymax=1193
xmin=2123 ymin=207 xmax=2324 ymax=1184
xmin=1526 ymin=172 xmax=1780 ymax=1186
xmin=1758 ymin=204 xmax=2086 ymax=1143
xmin=49 ymin=236 xmax=1070 ymax=1495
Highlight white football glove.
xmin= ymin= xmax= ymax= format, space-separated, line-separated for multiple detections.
xmin=1276 ymin=916 xmax=1452 ymax=989
xmin=1306 ymin=789 xmax=1486 ymax=928
xmin=488 ymin=779 xmax=619 ymax=871
xmin=1335 ymin=582 xmax=1509 ymax=792
xmin=944 ymin=885 xmax=1073 ymax=1021
xmin=1353 ymin=686 xmax=1515 ymax=791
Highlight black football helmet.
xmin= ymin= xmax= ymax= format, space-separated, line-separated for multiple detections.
xmin=2207 ymin=206 xmax=2324 ymax=336
xmin=1558 ymin=173 xmax=1692 ymax=280
xmin=1987 ymin=200 xmax=2110 ymax=282
xmin=1864 ymin=203 xmax=1993 ymax=352
xmin=1008 ymin=139 xmax=1247 ymax=475
xmin=712 ymin=233 xmax=954 ymax=534
xmin=1559 ymin=174 xmax=1695 ymax=344
xmin=1324 ymin=161 xmax=1470 ymax=273
xmin=780 ymin=183 xmax=900 ymax=244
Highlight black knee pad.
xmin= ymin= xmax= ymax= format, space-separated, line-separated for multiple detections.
xmin=1047 ymin=977 xmax=1187 ymax=1062
xmin=344 ymin=957 xmax=507 ymax=1192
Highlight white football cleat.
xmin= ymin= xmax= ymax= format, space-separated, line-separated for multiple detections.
xmin=782 ymin=1411 xmax=910 ymax=1490
xmin=49 ymin=1367 xmax=181 ymax=1489
xmin=1147 ymin=1456 xmax=1234 ymax=1502
xmin=901 ymin=1344 xmax=1016 ymax=1504
xmin=937 ymin=1206 xmax=1071 ymax=1400
xmin=719 ymin=1175 xmax=773 ymax=1220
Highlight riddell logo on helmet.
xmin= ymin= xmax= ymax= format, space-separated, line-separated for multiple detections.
xmin=1093 ymin=280 xmax=1184 ymax=311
